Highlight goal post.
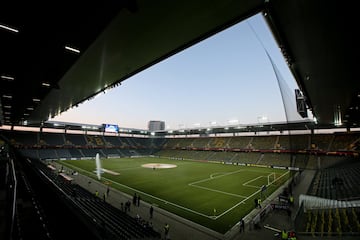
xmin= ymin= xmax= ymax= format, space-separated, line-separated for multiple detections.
xmin=267 ymin=172 xmax=277 ymax=185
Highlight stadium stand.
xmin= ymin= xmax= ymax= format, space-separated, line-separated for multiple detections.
xmin=7 ymin=148 xmax=161 ymax=240
xmin=307 ymin=161 xmax=360 ymax=201
xmin=2 ymin=130 xmax=357 ymax=172
xmin=227 ymin=135 xmax=252 ymax=149
xmin=295 ymin=160 xmax=360 ymax=237
xmin=330 ymin=132 xmax=360 ymax=152
xmin=5 ymin=131 xmax=39 ymax=147
xmin=277 ymin=135 xmax=291 ymax=150
xmin=31 ymin=159 xmax=161 ymax=240
xmin=65 ymin=134 xmax=87 ymax=146
xmin=251 ymin=135 xmax=277 ymax=150
xmin=1 ymin=129 xmax=360 ymax=240
xmin=1 ymin=1 xmax=359 ymax=239
xmin=39 ymin=132 xmax=65 ymax=146
xmin=103 ymin=135 xmax=120 ymax=146
xmin=208 ymin=137 xmax=227 ymax=148
xmin=310 ymin=134 xmax=333 ymax=152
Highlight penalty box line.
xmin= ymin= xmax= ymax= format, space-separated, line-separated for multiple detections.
xmin=189 ymin=183 xmax=248 ymax=198
xmin=214 ymin=187 xmax=262 ymax=220
xmin=61 ymin=162 xmax=287 ymax=220
xmin=215 ymin=171 xmax=291 ymax=219
xmin=189 ymin=169 xmax=248 ymax=198
xmin=188 ymin=181 xmax=258 ymax=220
xmin=99 ymin=176 xmax=215 ymax=219
xmin=242 ymin=176 xmax=263 ymax=189
xmin=189 ymin=169 xmax=288 ymax=220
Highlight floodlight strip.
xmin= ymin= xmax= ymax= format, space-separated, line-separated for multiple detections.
xmin=65 ymin=46 xmax=80 ymax=53
xmin=0 ymin=24 xmax=19 ymax=33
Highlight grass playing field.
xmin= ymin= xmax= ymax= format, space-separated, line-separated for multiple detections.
xmin=58 ymin=156 xmax=290 ymax=234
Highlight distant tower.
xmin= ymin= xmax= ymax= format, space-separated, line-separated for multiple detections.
xmin=148 ymin=120 xmax=165 ymax=132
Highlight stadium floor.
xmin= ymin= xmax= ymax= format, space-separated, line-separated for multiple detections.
xmin=56 ymin=163 xmax=324 ymax=240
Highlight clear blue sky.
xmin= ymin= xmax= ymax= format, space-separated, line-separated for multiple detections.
xmin=51 ymin=13 xmax=306 ymax=130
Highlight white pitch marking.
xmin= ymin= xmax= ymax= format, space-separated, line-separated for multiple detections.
xmin=242 ymin=175 xmax=263 ymax=186
xmin=61 ymin=162 xmax=215 ymax=219
xmin=190 ymin=169 xmax=244 ymax=185
xmin=60 ymin=161 xmax=290 ymax=221
xmin=214 ymin=188 xmax=262 ymax=220
xmin=189 ymin=184 xmax=247 ymax=198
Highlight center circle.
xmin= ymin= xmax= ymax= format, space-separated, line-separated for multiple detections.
xmin=141 ymin=163 xmax=177 ymax=169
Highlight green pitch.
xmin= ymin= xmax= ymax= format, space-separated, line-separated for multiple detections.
xmin=59 ymin=157 xmax=290 ymax=234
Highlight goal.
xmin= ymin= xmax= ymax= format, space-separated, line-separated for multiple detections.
xmin=267 ymin=172 xmax=277 ymax=185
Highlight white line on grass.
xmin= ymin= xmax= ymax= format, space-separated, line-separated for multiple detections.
xmin=242 ymin=176 xmax=263 ymax=186
xmin=99 ymin=176 xmax=215 ymax=219
xmin=210 ymin=172 xmax=227 ymax=178
xmin=189 ymin=184 xmax=248 ymax=198
xmin=214 ymin=170 xmax=291 ymax=220
xmin=244 ymin=184 xmax=262 ymax=189
xmin=189 ymin=169 xmax=244 ymax=185
xmin=270 ymin=171 xmax=290 ymax=185
xmin=241 ymin=175 xmax=266 ymax=189
xmin=61 ymin=161 xmax=290 ymax=221
xmin=60 ymin=161 xmax=214 ymax=219
xmin=214 ymin=187 xmax=262 ymax=220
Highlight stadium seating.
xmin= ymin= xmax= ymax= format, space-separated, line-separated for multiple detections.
xmin=40 ymin=132 xmax=65 ymax=146
xmin=300 ymin=207 xmax=360 ymax=237
xmin=308 ymin=161 xmax=360 ymax=201
xmin=32 ymin=159 xmax=161 ymax=239
xmin=2 ymin=130 xmax=358 ymax=171
xmin=1 ymin=129 xmax=360 ymax=239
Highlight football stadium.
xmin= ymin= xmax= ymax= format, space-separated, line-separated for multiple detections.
xmin=1 ymin=1 xmax=359 ymax=240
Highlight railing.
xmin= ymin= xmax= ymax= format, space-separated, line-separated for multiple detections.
xmin=0 ymin=155 xmax=17 ymax=240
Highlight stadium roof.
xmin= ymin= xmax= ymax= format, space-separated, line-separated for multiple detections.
xmin=0 ymin=0 xmax=359 ymax=129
